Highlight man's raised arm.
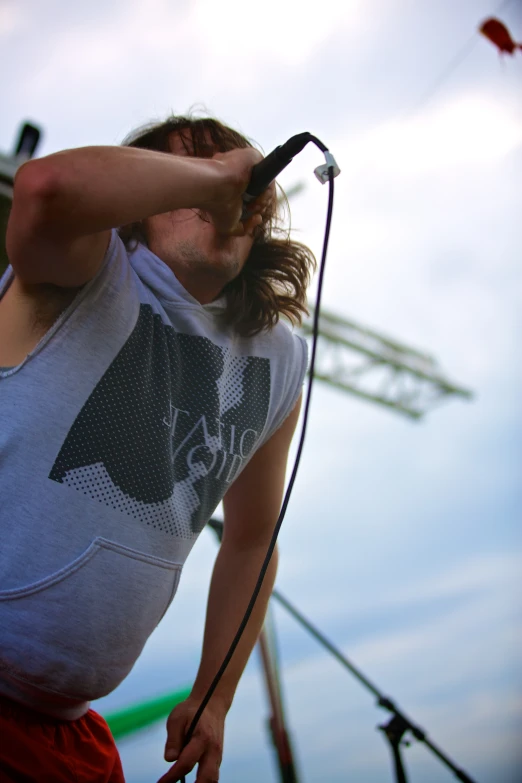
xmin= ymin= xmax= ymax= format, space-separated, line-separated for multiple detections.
xmin=6 ymin=144 xmax=263 ymax=287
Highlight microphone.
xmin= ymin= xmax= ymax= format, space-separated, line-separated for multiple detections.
xmin=242 ymin=132 xmax=311 ymax=207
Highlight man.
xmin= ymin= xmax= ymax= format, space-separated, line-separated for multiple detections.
xmin=0 ymin=115 xmax=315 ymax=783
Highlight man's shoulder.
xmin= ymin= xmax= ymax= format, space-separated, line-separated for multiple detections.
xmin=248 ymin=318 xmax=306 ymax=356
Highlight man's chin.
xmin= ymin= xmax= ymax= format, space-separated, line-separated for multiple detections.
xmin=213 ymin=258 xmax=243 ymax=283
xmin=208 ymin=246 xmax=243 ymax=276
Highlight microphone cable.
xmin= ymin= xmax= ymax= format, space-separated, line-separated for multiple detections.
xmin=179 ymin=133 xmax=339 ymax=782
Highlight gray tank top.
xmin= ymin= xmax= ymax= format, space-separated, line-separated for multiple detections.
xmin=0 ymin=231 xmax=307 ymax=718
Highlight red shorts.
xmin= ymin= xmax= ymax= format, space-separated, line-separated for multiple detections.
xmin=0 ymin=694 xmax=125 ymax=782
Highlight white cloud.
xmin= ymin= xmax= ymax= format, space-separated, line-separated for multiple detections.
xmin=384 ymin=551 xmax=521 ymax=604
xmin=348 ymin=93 xmax=522 ymax=177
xmin=0 ymin=1 xmax=25 ymax=37
xmin=188 ymin=0 xmax=364 ymax=67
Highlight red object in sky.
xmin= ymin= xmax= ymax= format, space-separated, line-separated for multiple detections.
xmin=479 ymin=17 xmax=522 ymax=55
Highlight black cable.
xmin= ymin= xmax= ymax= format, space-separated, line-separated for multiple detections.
xmin=179 ymin=136 xmax=335 ymax=782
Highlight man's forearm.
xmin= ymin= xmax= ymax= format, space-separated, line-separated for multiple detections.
xmin=14 ymin=146 xmax=225 ymax=238
xmin=190 ymin=541 xmax=278 ymax=712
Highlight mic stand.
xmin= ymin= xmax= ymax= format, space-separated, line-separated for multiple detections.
xmin=207 ymin=519 xmax=477 ymax=783
xmin=378 ymin=711 xmax=411 ymax=783
xmin=270 ymin=589 xmax=478 ymax=783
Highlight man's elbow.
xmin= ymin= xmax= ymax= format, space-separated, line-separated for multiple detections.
xmin=13 ymin=159 xmax=62 ymax=204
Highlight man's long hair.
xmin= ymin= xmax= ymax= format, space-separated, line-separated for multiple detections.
xmin=118 ymin=115 xmax=316 ymax=337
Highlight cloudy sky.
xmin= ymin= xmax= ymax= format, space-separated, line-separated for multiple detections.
xmin=2 ymin=0 xmax=521 ymax=781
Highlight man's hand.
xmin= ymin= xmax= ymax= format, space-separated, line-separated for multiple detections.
xmin=157 ymin=696 xmax=226 ymax=783
xmin=201 ymin=148 xmax=276 ymax=238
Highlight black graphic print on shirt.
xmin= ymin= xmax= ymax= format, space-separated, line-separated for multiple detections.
xmin=49 ymin=305 xmax=271 ymax=538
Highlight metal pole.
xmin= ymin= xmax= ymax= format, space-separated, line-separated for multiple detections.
xmin=257 ymin=619 xmax=300 ymax=783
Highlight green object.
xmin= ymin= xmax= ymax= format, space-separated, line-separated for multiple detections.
xmin=104 ymin=686 xmax=192 ymax=740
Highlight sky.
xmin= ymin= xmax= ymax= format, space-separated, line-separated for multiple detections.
xmin=1 ymin=0 xmax=521 ymax=782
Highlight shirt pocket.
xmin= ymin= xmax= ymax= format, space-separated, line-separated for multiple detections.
xmin=0 ymin=537 xmax=182 ymax=700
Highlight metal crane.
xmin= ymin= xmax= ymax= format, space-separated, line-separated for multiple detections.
xmin=301 ymin=307 xmax=472 ymax=419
